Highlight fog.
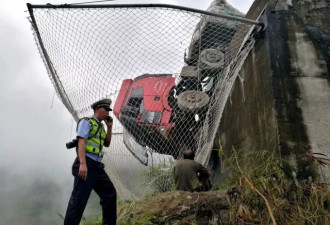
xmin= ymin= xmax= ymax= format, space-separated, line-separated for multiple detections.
xmin=0 ymin=0 xmax=253 ymax=224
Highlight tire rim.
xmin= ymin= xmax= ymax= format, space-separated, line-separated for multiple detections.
xmin=186 ymin=92 xmax=203 ymax=103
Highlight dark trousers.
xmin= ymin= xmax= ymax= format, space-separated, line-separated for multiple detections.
xmin=64 ymin=157 xmax=117 ymax=225
xmin=195 ymin=177 xmax=212 ymax=192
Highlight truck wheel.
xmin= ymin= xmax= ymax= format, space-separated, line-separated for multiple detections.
xmin=199 ymin=48 xmax=224 ymax=69
xmin=177 ymin=90 xmax=210 ymax=112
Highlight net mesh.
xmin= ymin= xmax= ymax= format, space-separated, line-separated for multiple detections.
xmin=29 ymin=4 xmax=256 ymax=198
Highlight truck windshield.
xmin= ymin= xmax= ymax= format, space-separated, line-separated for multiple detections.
xmin=127 ymin=87 xmax=143 ymax=108
xmin=122 ymin=87 xmax=143 ymax=117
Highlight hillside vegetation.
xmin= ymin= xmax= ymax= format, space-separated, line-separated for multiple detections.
xmin=82 ymin=150 xmax=330 ymax=224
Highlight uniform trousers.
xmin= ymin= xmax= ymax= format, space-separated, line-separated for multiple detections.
xmin=64 ymin=157 xmax=117 ymax=225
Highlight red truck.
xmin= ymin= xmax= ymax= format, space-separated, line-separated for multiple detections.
xmin=113 ymin=71 xmax=211 ymax=160
xmin=113 ymin=9 xmax=240 ymax=162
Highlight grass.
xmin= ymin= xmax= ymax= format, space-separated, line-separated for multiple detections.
xmin=73 ymin=149 xmax=330 ymax=225
xmin=225 ymin=149 xmax=330 ymax=225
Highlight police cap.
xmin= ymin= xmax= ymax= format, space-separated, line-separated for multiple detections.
xmin=91 ymin=98 xmax=112 ymax=111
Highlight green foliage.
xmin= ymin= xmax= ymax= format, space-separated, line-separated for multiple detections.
xmin=81 ymin=215 xmax=102 ymax=225
xmin=225 ymin=149 xmax=330 ymax=224
xmin=117 ymin=200 xmax=155 ymax=225
xmin=212 ymin=179 xmax=234 ymax=191
xmin=78 ymin=149 xmax=330 ymax=225
xmin=57 ymin=213 xmax=64 ymax=220
xmin=117 ymin=213 xmax=155 ymax=225
xmin=141 ymin=158 xmax=175 ymax=195
xmin=73 ymin=199 xmax=131 ymax=225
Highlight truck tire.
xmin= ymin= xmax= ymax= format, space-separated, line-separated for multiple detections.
xmin=177 ymin=90 xmax=210 ymax=112
xmin=199 ymin=48 xmax=224 ymax=69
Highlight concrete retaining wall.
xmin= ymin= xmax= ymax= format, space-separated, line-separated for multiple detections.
xmin=212 ymin=0 xmax=330 ymax=183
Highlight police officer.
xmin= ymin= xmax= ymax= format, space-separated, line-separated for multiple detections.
xmin=64 ymin=99 xmax=117 ymax=225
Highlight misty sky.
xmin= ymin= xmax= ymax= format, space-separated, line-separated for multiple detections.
xmin=0 ymin=0 xmax=254 ymax=224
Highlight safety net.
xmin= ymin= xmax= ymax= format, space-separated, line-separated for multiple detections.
xmin=28 ymin=3 xmax=259 ymax=198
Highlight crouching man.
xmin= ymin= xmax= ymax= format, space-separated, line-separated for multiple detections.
xmin=173 ymin=149 xmax=212 ymax=192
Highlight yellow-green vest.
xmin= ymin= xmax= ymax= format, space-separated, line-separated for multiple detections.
xmin=84 ymin=117 xmax=106 ymax=155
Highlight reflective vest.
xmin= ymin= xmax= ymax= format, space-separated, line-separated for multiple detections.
xmin=83 ymin=117 xmax=106 ymax=155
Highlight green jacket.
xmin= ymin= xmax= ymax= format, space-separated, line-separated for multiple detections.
xmin=173 ymin=159 xmax=209 ymax=191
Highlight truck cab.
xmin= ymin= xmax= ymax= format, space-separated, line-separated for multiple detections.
xmin=114 ymin=72 xmax=210 ymax=161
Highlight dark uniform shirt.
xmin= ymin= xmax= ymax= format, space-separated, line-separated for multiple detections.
xmin=173 ymin=159 xmax=209 ymax=191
